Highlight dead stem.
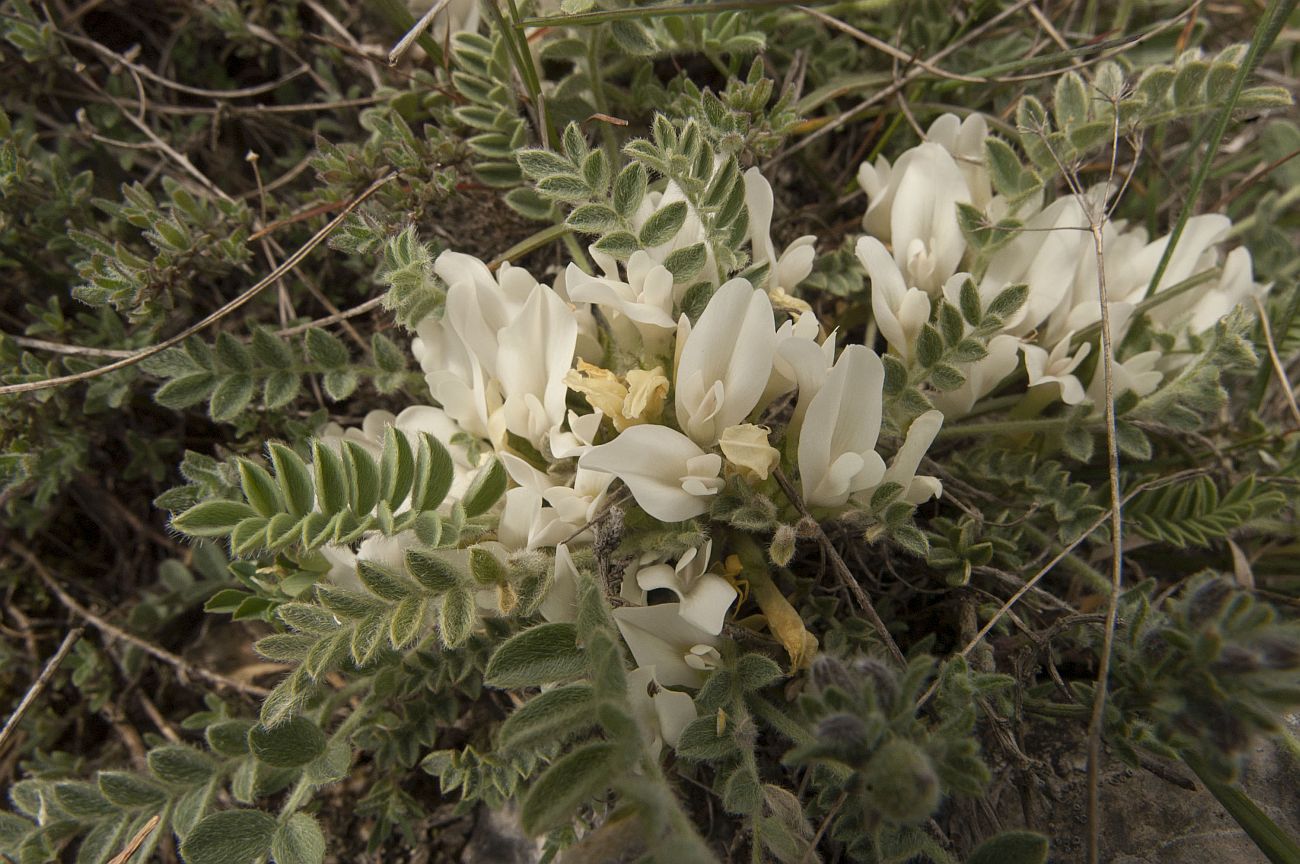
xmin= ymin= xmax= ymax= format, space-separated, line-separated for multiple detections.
xmin=9 ymin=542 xmax=270 ymax=699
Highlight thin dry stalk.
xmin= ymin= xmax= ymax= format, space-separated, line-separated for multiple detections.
xmin=0 ymin=172 xmax=395 ymax=397
xmin=9 ymin=543 xmax=270 ymax=699
xmin=0 ymin=627 xmax=84 ymax=753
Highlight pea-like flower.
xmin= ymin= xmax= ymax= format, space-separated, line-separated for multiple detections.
xmin=578 ymin=424 xmax=724 ymax=522
xmin=797 ymin=345 xmax=887 ymax=508
xmin=673 ymin=278 xmax=777 ymax=447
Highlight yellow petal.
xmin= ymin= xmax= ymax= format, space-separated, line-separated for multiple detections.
xmin=746 ymin=565 xmax=818 ymax=672
xmin=623 ymin=366 xmax=669 ymax=426
xmin=719 ymin=424 xmax=780 ymax=481
xmin=564 ymin=360 xmax=627 ymax=419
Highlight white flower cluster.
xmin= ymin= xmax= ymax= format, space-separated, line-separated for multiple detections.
xmin=313 ymin=162 xmax=945 ymax=752
xmin=315 ymin=115 xmax=1266 ymax=753
xmin=857 ymin=113 xmax=1268 ymax=417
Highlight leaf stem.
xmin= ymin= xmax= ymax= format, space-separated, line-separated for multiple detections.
xmin=1142 ymin=0 xmax=1298 ymax=300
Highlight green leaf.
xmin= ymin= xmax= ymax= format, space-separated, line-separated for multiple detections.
xmin=155 ymin=373 xmax=216 ymax=408
xmin=566 ymin=203 xmax=620 ymax=234
xmin=987 ymin=283 xmax=1028 ymax=321
xmin=469 ymin=546 xmax=507 ymax=586
xmin=968 ymin=832 xmax=1050 ymax=864
xmin=311 ymin=440 xmax=348 ymax=516
xmin=411 ymin=433 xmax=454 ymax=512
xmin=248 ymin=716 xmax=327 ymax=767
xmin=915 ymin=325 xmax=943 ymax=368
xmin=735 ymin=654 xmax=783 ymax=692
xmin=343 ymin=441 xmax=380 ymax=516
xmin=322 ymin=370 xmax=358 ymax=401
xmin=520 ymin=741 xmax=618 ymax=834
xmin=517 ymin=148 xmax=574 ymax=179
xmin=676 ymin=715 xmax=738 ymax=761
xmin=1053 ymin=71 xmax=1089 ymax=129
xmin=388 ymin=596 xmax=428 ymax=649
xmin=357 ymin=560 xmax=415 ymax=602
xmin=180 ymin=810 xmax=278 ymax=864
xmin=438 ymin=587 xmax=475 ymax=648
xmin=485 ymin=622 xmax=586 ymax=689
xmin=147 ymin=745 xmax=216 ymax=786
xmin=612 ymin=162 xmax=648 ymax=219
xmin=592 ymin=230 xmax=639 ymax=260
xmin=263 ymin=370 xmax=300 ymax=409
xmin=985 ymin=137 xmax=1027 ymax=199
xmin=461 ymin=457 xmax=506 ymax=517
xmin=562 ymin=123 xmax=589 ymax=163
xmin=305 ymin=328 xmax=348 ymax=369
xmin=405 ymin=549 xmax=462 ymax=593
xmin=271 ymin=812 xmax=326 ymax=864
xmin=498 ymin=684 xmax=596 ymax=752
xmin=609 ymin=19 xmax=656 ymax=55
xmin=269 ymin=443 xmax=314 ymax=517
xmin=537 ymin=174 xmax=590 ymax=202
xmin=581 ymin=150 xmax=610 ymax=194
xmin=209 ymin=374 xmax=255 ymax=422
xmin=379 ymin=426 xmax=415 ymax=510
xmin=238 ymin=459 xmax=282 ymax=517
xmin=98 ymin=772 xmax=166 ymax=809
xmin=172 ymin=500 xmax=258 ymax=538
xmin=52 ymin=781 xmax=116 ymax=820
xmin=663 ymin=243 xmax=707 ymax=281
xmin=638 ymin=201 xmax=688 ymax=247
xmin=206 ymin=719 xmax=254 ymax=757
xmin=251 ymin=326 xmax=294 ymax=368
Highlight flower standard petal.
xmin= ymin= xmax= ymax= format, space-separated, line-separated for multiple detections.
xmin=538 ymin=543 xmax=579 ymax=624
xmin=674 ymin=279 xmax=777 ymax=446
xmin=799 ymin=345 xmax=887 ymax=507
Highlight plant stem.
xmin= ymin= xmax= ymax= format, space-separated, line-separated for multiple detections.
xmin=935 ymin=416 xmax=1080 ymax=439
xmin=1142 ymin=0 xmax=1298 ymax=300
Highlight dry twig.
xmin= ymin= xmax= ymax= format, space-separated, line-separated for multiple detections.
xmin=9 ymin=543 xmax=270 ymax=698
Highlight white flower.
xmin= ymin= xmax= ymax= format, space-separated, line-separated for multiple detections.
xmin=501 ymin=452 xmax=613 ymax=549
xmin=743 ymin=167 xmax=817 ymax=303
xmin=1022 ymin=339 xmax=1092 ymax=405
xmin=930 ymin=334 xmax=1022 ymax=418
xmin=674 ymin=278 xmax=777 ymax=447
xmin=856 ymin=236 xmax=932 ymax=364
xmin=538 ymin=542 xmax=579 ymax=624
xmin=858 ymin=142 xmax=971 ymax=295
xmin=564 ymin=250 xmax=676 ymax=354
xmin=626 ymin=666 xmax=697 ymax=758
xmin=980 ymin=195 xmax=1091 ymax=336
xmin=759 ymin=312 xmax=837 ymax=433
xmin=496 ymin=285 xmax=578 ymax=449
xmin=548 ymin=409 xmax=604 ymax=460
xmin=612 ymin=603 xmax=722 ymax=688
xmin=926 ymin=113 xmax=993 ymax=210
xmin=1188 ymin=247 xmax=1267 ymax=334
xmin=878 ymin=409 xmax=944 ymax=505
xmin=1085 ymin=350 xmax=1163 ymax=407
xmin=632 ymin=539 xmax=736 ymax=635
xmin=798 ymin=345 xmax=888 ymax=508
xmin=413 ymin=252 xmax=579 ymax=450
xmin=578 ymin=424 xmax=723 ymax=522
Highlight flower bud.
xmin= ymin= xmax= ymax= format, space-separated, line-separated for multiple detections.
xmin=862 ymin=738 xmax=941 ymax=824
xmin=769 ymin=524 xmax=797 ymax=567
xmin=810 ymin=654 xmax=855 ymax=696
